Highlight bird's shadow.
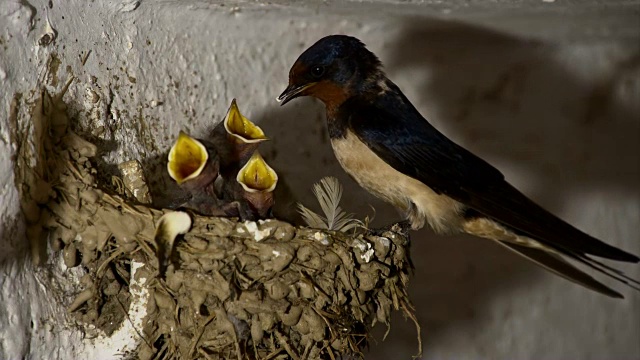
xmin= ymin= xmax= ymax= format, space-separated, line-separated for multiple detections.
xmin=384 ymin=18 xmax=640 ymax=207
xmin=253 ymin=18 xmax=640 ymax=358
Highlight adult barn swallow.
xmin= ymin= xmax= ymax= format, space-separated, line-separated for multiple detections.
xmin=277 ymin=35 xmax=639 ymax=297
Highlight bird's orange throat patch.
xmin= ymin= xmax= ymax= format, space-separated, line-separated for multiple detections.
xmin=308 ymin=81 xmax=350 ymax=117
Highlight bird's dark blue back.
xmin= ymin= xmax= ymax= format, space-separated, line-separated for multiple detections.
xmin=341 ymin=80 xmax=504 ymax=201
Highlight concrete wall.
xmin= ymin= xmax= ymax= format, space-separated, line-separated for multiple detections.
xmin=1 ymin=0 xmax=639 ymax=359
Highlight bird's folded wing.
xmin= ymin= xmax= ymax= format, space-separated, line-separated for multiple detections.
xmin=349 ymin=95 xmax=638 ymax=263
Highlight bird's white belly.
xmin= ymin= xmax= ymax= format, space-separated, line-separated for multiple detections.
xmin=330 ymin=130 xmax=465 ymax=232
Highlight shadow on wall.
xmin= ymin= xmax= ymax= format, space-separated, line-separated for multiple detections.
xmin=247 ymin=18 xmax=640 ymax=358
xmin=385 ymin=18 xmax=640 ymax=208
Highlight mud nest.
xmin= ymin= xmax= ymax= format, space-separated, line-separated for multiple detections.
xmin=11 ymin=85 xmax=420 ymax=359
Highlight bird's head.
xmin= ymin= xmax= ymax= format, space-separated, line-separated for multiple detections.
xmin=277 ymin=35 xmax=381 ymax=107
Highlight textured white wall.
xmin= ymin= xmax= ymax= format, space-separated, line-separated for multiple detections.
xmin=1 ymin=1 xmax=639 ymax=359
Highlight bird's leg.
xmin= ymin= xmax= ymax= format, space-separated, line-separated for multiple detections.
xmin=394 ymin=219 xmax=412 ymax=236
xmin=368 ymin=220 xmax=412 ymax=240
xmin=367 ymin=220 xmax=414 ymax=272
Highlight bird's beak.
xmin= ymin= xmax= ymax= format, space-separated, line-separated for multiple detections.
xmin=224 ymin=99 xmax=268 ymax=143
xmin=236 ymin=151 xmax=278 ymax=193
xmin=276 ymin=82 xmax=316 ymax=106
xmin=167 ymin=131 xmax=212 ymax=185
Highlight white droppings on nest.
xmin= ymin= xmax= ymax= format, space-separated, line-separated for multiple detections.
xmin=362 ymin=248 xmax=374 ymax=263
xmin=351 ymin=238 xmax=374 ymax=263
xmin=81 ymin=261 xmax=149 ymax=359
xmin=254 ymin=228 xmax=272 ymax=241
xmin=351 ymin=238 xmax=367 ymax=252
xmin=245 ymin=221 xmax=258 ymax=233
xmin=272 ymin=250 xmax=281 ymax=257
xmin=313 ymin=232 xmax=329 ymax=245
xmin=377 ymin=237 xmax=391 ymax=249
xmin=244 ymin=221 xmax=271 ymax=241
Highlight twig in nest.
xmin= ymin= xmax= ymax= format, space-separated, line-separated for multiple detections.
xmin=311 ymin=305 xmax=336 ymax=339
xmin=111 ymin=175 xmax=127 ymax=196
xmin=189 ymin=312 xmax=217 ymax=358
xmin=214 ymin=309 xmax=242 ymax=360
xmin=401 ymin=299 xmax=423 ymax=359
xmin=275 ymin=330 xmax=300 ymax=360
xmin=327 ymin=345 xmax=336 ymax=360
xmin=197 ymin=347 xmax=216 ymax=360
xmin=301 ymin=343 xmax=312 ymax=360
xmin=131 ymin=232 xmax=157 ymax=259
xmin=96 ymin=248 xmax=126 ymax=279
xmin=263 ymin=348 xmax=284 ymax=360
xmin=152 ymin=340 xmax=169 ymax=360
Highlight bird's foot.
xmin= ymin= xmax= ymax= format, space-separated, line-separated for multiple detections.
xmin=368 ymin=220 xmax=412 ymax=240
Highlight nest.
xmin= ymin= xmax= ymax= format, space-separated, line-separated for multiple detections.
xmin=11 ymin=84 xmax=420 ymax=359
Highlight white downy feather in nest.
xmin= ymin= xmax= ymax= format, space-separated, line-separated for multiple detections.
xmin=297 ymin=176 xmax=364 ymax=232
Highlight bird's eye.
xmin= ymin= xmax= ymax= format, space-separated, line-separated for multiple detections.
xmin=311 ymin=66 xmax=325 ymax=78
